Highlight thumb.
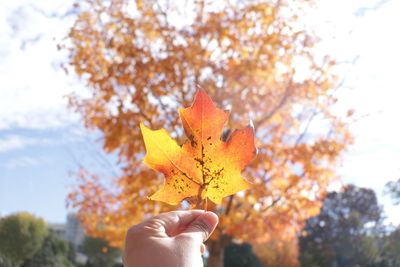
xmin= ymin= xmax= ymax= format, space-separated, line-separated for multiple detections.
xmin=179 ymin=211 xmax=219 ymax=243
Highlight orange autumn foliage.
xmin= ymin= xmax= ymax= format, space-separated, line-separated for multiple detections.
xmin=65 ymin=0 xmax=352 ymax=265
xmin=253 ymin=237 xmax=300 ymax=267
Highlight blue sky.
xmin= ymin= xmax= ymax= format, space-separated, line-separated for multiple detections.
xmin=0 ymin=0 xmax=399 ymax=225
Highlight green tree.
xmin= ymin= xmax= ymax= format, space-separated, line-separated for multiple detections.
xmin=21 ymin=230 xmax=76 ymax=267
xmin=81 ymin=236 xmax=120 ymax=267
xmin=0 ymin=256 xmax=12 ymax=267
xmin=374 ymin=228 xmax=400 ymax=267
xmin=299 ymin=185 xmax=382 ymax=267
xmin=385 ymin=178 xmax=400 ymax=205
xmin=0 ymin=213 xmax=48 ymax=266
xmin=385 ymin=229 xmax=400 ymax=265
xmin=224 ymin=243 xmax=261 ymax=267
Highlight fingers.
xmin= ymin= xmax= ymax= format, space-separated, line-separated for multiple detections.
xmin=151 ymin=210 xmax=212 ymax=237
xmin=129 ymin=210 xmax=219 ymax=243
xmin=178 ymin=211 xmax=219 ymax=243
xmin=124 ymin=210 xmax=218 ymax=267
xmin=200 ymin=243 xmax=206 ymax=255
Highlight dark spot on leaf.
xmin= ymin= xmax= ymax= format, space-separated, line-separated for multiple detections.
xmin=188 ymin=134 xmax=197 ymax=147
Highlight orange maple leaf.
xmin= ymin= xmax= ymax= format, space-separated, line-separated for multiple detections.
xmin=140 ymin=88 xmax=256 ymax=205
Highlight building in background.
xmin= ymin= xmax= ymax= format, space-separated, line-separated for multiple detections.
xmin=48 ymin=222 xmax=66 ymax=239
xmin=48 ymin=213 xmax=85 ymax=250
xmin=65 ymin=213 xmax=85 ymax=251
xmin=48 ymin=213 xmax=87 ymax=264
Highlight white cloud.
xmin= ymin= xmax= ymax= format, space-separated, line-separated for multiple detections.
xmin=2 ymin=155 xmax=46 ymax=169
xmin=0 ymin=135 xmax=44 ymax=153
xmin=0 ymin=0 xmax=83 ymax=130
xmin=0 ymin=125 xmax=89 ymax=153
xmin=310 ymin=0 xmax=400 ymax=224
xmin=294 ymin=0 xmax=400 ymax=224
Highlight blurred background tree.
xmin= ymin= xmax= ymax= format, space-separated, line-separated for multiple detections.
xmin=378 ymin=228 xmax=400 ymax=267
xmin=64 ymin=0 xmax=353 ymax=266
xmin=21 ymin=230 xmax=76 ymax=267
xmin=224 ymin=243 xmax=261 ymax=267
xmin=81 ymin=236 xmax=121 ymax=267
xmin=0 ymin=213 xmax=48 ymax=267
xmin=385 ymin=178 xmax=400 ymax=205
xmin=298 ymin=185 xmax=383 ymax=267
xmin=253 ymin=238 xmax=300 ymax=267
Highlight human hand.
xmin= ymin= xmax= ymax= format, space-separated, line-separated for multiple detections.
xmin=123 ymin=210 xmax=219 ymax=267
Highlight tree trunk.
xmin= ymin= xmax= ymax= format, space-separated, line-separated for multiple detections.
xmin=206 ymin=235 xmax=231 ymax=267
xmin=207 ymin=239 xmax=223 ymax=267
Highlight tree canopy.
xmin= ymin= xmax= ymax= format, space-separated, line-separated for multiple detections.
xmin=81 ymin=236 xmax=120 ymax=267
xmin=0 ymin=213 xmax=48 ymax=267
xmin=224 ymin=243 xmax=261 ymax=267
xmin=21 ymin=230 xmax=76 ymax=267
xmin=65 ymin=0 xmax=352 ymax=266
xmin=299 ymin=185 xmax=382 ymax=267
xmin=385 ymin=178 xmax=400 ymax=205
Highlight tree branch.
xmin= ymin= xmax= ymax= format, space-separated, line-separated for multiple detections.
xmin=255 ymin=83 xmax=293 ymax=128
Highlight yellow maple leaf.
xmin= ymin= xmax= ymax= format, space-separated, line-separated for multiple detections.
xmin=140 ymin=88 xmax=256 ymax=205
